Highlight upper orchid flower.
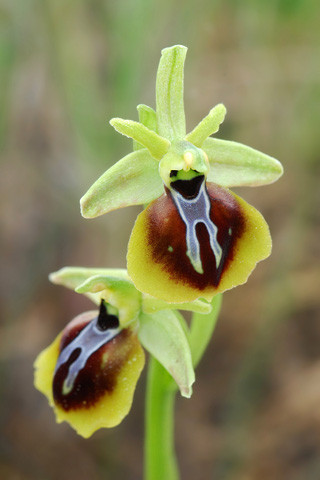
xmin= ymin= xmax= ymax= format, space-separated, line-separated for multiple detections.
xmin=34 ymin=267 xmax=210 ymax=438
xmin=80 ymin=46 xmax=283 ymax=303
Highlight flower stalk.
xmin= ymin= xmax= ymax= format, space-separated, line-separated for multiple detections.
xmin=145 ymin=294 xmax=222 ymax=480
xmin=145 ymin=357 xmax=179 ymax=480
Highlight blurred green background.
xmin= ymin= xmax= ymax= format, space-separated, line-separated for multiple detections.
xmin=1 ymin=0 xmax=320 ymax=479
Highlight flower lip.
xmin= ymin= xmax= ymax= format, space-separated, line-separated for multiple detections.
xmin=143 ymin=184 xmax=245 ymax=287
xmin=53 ymin=307 xmax=131 ymax=411
xmin=127 ymin=181 xmax=273 ymax=303
xmin=34 ymin=302 xmax=146 ymax=436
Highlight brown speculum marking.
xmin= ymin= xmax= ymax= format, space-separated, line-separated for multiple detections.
xmin=53 ymin=302 xmax=131 ymax=411
xmin=146 ymin=181 xmax=245 ymax=289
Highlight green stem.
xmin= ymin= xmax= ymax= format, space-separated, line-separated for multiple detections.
xmin=144 ymin=294 xmax=222 ymax=480
xmin=145 ymin=356 xmax=179 ymax=480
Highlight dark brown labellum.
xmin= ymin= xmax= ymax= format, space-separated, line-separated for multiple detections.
xmin=52 ymin=304 xmax=131 ymax=411
xmin=146 ymin=182 xmax=245 ymax=289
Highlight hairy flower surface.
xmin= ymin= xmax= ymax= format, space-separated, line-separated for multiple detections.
xmin=34 ymin=267 xmax=207 ymax=437
xmin=80 ymin=46 xmax=283 ymax=303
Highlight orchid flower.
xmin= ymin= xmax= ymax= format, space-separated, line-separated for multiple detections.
xmin=80 ymin=45 xmax=283 ymax=304
xmin=34 ymin=267 xmax=211 ymax=438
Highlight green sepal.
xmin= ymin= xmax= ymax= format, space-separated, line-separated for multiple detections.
xmin=80 ymin=149 xmax=163 ymax=218
xmin=110 ymin=118 xmax=170 ymax=160
xmin=75 ymin=275 xmax=141 ymax=326
xmin=203 ymin=137 xmax=283 ymax=187
xmin=185 ymin=103 xmax=226 ymax=147
xmin=156 ymin=45 xmax=187 ymax=142
xmin=133 ymin=105 xmax=158 ymax=151
xmin=49 ymin=267 xmax=129 ymax=291
xmin=49 ymin=267 xmax=130 ymax=306
xmin=142 ymin=294 xmax=212 ymax=315
xmin=138 ymin=310 xmax=195 ymax=398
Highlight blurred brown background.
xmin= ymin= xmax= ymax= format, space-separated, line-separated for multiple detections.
xmin=1 ymin=0 xmax=320 ymax=479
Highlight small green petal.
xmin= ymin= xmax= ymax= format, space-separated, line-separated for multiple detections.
xmin=203 ymin=137 xmax=283 ymax=187
xmin=138 ymin=310 xmax=195 ymax=398
xmin=75 ymin=275 xmax=141 ymax=326
xmin=80 ymin=149 xmax=163 ymax=218
xmin=110 ymin=118 xmax=170 ymax=160
xmin=156 ymin=45 xmax=187 ymax=142
xmin=137 ymin=104 xmax=158 ymax=132
xmin=185 ymin=104 xmax=227 ymax=147
xmin=133 ymin=105 xmax=158 ymax=151
xmin=142 ymin=294 xmax=212 ymax=315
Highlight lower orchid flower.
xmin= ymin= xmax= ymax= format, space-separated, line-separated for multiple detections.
xmin=80 ymin=45 xmax=283 ymax=303
xmin=34 ymin=267 xmax=210 ymax=438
